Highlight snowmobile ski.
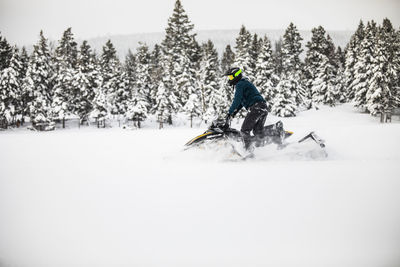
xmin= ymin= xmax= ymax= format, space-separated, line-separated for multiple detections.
xmin=298 ymin=131 xmax=326 ymax=148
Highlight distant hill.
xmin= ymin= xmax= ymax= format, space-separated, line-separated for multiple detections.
xmin=82 ymin=29 xmax=353 ymax=60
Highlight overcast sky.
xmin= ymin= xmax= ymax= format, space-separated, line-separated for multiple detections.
xmin=1 ymin=0 xmax=399 ymax=46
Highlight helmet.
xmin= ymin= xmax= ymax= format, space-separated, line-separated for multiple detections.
xmin=224 ymin=67 xmax=243 ymax=86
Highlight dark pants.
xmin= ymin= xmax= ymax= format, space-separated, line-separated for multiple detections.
xmin=241 ymin=101 xmax=268 ymax=150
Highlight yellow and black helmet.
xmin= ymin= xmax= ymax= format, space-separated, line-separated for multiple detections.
xmin=224 ymin=67 xmax=243 ymax=86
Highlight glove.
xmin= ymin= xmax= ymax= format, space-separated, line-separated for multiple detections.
xmin=231 ymin=108 xmax=240 ymax=118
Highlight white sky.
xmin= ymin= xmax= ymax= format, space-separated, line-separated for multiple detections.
xmin=1 ymin=0 xmax=399 ymax=45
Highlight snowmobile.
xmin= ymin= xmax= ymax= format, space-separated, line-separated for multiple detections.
xmin=184 ymin=117 xmax=326 ymax=160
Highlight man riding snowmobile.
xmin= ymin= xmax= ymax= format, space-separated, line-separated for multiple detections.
xmin=224 ymin=67 xmax=284 ymax=151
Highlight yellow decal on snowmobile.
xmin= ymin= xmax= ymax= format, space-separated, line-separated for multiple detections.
xmin=185 ymin=131 xmax=213 ymax=146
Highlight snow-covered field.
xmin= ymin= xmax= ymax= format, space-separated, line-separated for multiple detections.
xmin=1 ymin=104 xmax=400 ymax=267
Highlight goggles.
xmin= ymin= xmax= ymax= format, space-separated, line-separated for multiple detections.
xmin=227 ymin=69 xmax=242 ymax=80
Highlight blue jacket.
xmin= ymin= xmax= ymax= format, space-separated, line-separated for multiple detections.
xmin=228 ymin=78 xmax=265 ymax=115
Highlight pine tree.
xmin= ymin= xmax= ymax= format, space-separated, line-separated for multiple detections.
xmin=99 ymin=39 xmax=122 ymax=117
xmin=18 ymin=47 xmax=30 ymax=121
xmin=19 ymin=47 xmax=29 ymax=80
xmin=255 ymin=35 xmax=279 ymax=107
xmin=203 ymin=81 xmax=227 ymax=124
xmin=125 ymin=47 xmax=149 ymax=129
xmin=0 ymin=32 xmax=12 ymax=71
xmin=52 ymin=28 xmax=78 ymax=126
xmin=249 ymin=33 xmax=261 ymax=77
xmin=312 ymin=55 xmax=338 ymax=106
xmin=124 ymin=49 xmax=136 ymax=82
xmin=365 ymin=20 xmax=398 ymax=115
xmin=199 ymin=40 xmax=219 ymax=116
xmin=126 ymin=90 xmax=148 ymax=128
xmin=272 ymin=76 xmax=298 ymax=117
xmin=221 ymin=44 xmax=235 ymax=74
xmin=114 ymin=71 xmax=131 ymax=118
xmin=73 ymin=41 xmax=99 ymax=122
xmin=344 ymin=20 xmax=365 ymax=101
xmin=155 ymin=53 xmax=178 ymax=126
xmin=280 ymin=23 xmax=304 ymax=110
xmin=147 ymin=44 xmax=163 ymax=112
xmin=273 ymin=38 xmax=284 ymax=76
xmin=353 ymin=21 xmax=377 ymax=111
xmin=183 ymin=93 xmax=201 ymax=127
xmin=0 ymin=47 xmax=23 ymax=127
xmin=305 ymin=27 xmax=339 ymax=106
xmin=379 ymin=19 xmax=398 ymax=108
xmin=304 ymin=26 xmax=329 ymax=102
xmin=234 ymin=25 xmax=253 ymax=78
xmin=124 ymin=49 xmax=138 ymax=115
xmin=134 ymin=42 xmax=153 ymax=112
xmin=395 ymin=28 xmax=400 ymax=107
xmin=221 ymin=44 xmax=235 ymax=104
xmin=282 ymin=23 xmax=303 ymax=76
xmin=335 ymin=46 xmax=347 ymax=103
xmin=161 ymin=0 xmax=198 ymax=112
xmin=23 ymin=31 xmax=54 ymax=125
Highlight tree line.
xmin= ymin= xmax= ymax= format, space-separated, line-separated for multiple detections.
xmin=1 ymin=0 xmax=399 ymax=129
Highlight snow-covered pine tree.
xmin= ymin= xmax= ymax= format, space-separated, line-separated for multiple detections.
xmin=183 ymin=93 xmax=201 ymax=127
xmin=234 ymin=25 xmax=253 ymax=78
xmin=335 ymin=46 xmax=347 ymax=103
xmin=113 ymin=71 xmax=131 ymax=119
xmin=272 ymin=76 xmax=298 ymax=117
xmin=134 ymin=42 xmax=153 ymax=113
xmin=154 ymin=80 xmax=169 ymax=129
xmin=123 ymin=49 xmax=138 ymax=114
xmin=0 ymin=32 xmax=12 ymax=71
xmin=279 ymin=23 xmax=304 ymax=111
xmin=155 ymin=52 xmax=178 ymax=126
xmin=124 ymin=49 xmax=136 ymax=77
xmin=304 ymin=26 xmax=329 ymax=103
xmin=161 ymin=0 xmax=198 ymax=113
xmin=23 ymin=31 xmax=54 ymax=126
xmin=221 ymin=45 xmax=235 ymax=75
xmin=221 ymin=45 xmax=235 ymax=104
xmin=52 ymin=28 xmax=78 ymax=127
xmin=395 ymin=28 xmax=400 ymax=107
xmin=307 ymin=30 xmax=339 ymax=106
xmin=73 ymin=41 xmax=100 ymax=123
xmin=126 ymin=89 xmax=148 ymax=128
xmin=198 ymin=40 xmax=219 ymax=117
xmin=124 ymin=49 xmax=136 ymax=83
xmin=148 ymin=44 xmax=163 ymax=113
xmin=353 ymin=21 xmax=378 ymax=111
xmin=249 ymin=33 xmax=261 ymax=79
xmin=273 ymin=38 xmax=284 ymax=76
xmin=336 ymin=46 xmax=346 ymax=69
xmin=0 ymin=47 xmax=23 ymax=127
xmin=311 ymin=54 xmax=338 ymax=106
xmin=99 ymin=39 xmax=123 ymax=117
xmin=365 ymin=20 xmax=398 ymax=115
xmin=19 ymin=47 xmax=29 ymax=80
xmin=282 ymin=23 xmax=303 ymax=77
xmin=326 ymin=35 xmax=337 ymax=69
xmin=379 ymin=19 xmax=398 ymax=109
xmin=254 ymin=35 xmax=279 ymax=108
xmin=344 ymin=20 xmax=365 ymax=101
xmin=18 ymin=47 xmax=30 ymax=121
xmin=203 ymin=79 xmax=227 ymax=124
